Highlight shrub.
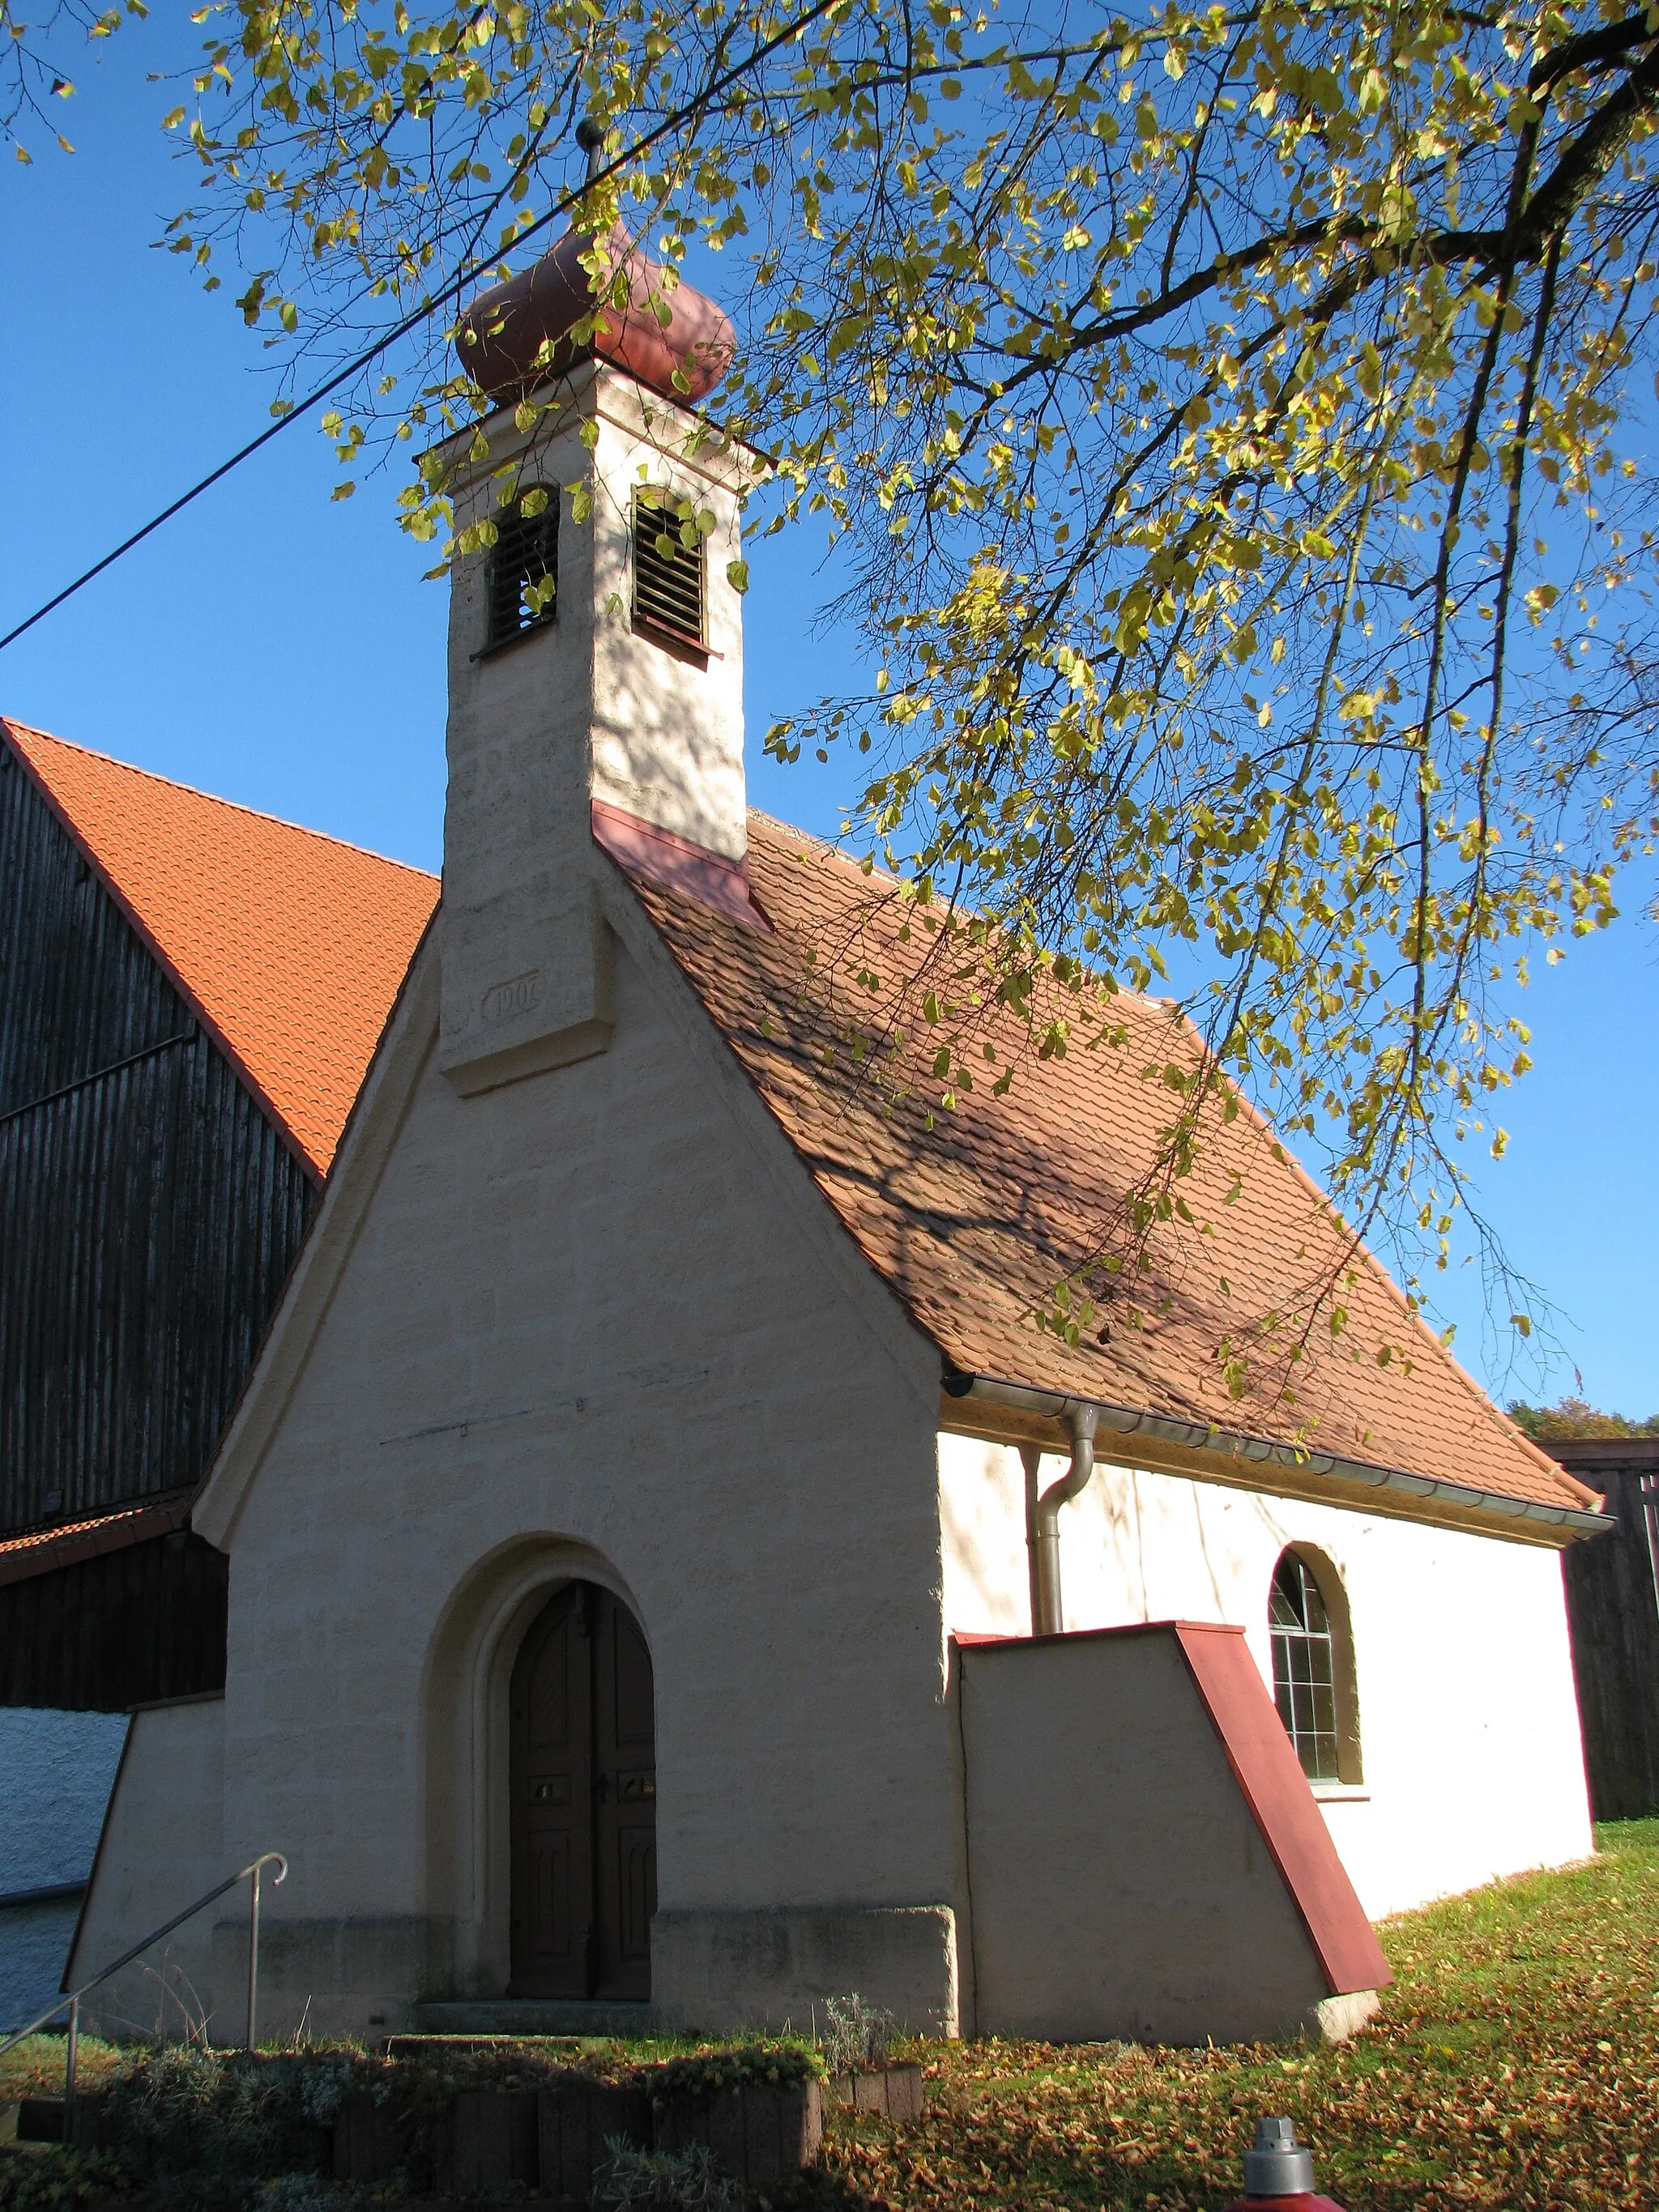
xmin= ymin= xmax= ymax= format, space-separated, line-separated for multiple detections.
xmin=818 ymin=1995 xmax=902 ymax=2076
xmin=87 ymin=2035 xmax=600 ymax=2184
xmin=253 ymin=2177 xmax=369 ymax=2212
xmin=644 ymin=2044 xmax=823 ymax=2105
xmin=0 ymin=2148 xmax=134 ymax=2212
xmin=96 ymin=2047 xmax=336 ymax=2179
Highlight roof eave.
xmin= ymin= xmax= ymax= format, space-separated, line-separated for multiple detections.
xmin=941 ymin=1369 xmax=1610 ymax=1544
xmin=0 ymin=1489 xmax=198 ymax=1589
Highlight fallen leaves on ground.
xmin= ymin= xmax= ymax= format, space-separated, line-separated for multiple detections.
xmin=810 ymin=1819 xmax=1659 ymax=2212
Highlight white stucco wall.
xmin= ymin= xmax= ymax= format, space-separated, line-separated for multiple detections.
xmin=190 ymin=918 xmax=950 ymax=2039
xmin=940 ymin=1435 xmax=1594 ymax=1921
xmin=0 ymin=1707 xmax=128 ymax=2030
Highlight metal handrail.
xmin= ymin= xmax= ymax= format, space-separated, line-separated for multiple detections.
xmin=0 ymin=1851 xmax=287 ymax=2127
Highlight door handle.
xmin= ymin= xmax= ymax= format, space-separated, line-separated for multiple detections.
xmin=595 ymin=1773 xmax=610 ymax=1804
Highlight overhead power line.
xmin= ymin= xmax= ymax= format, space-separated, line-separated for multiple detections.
xmin=0 ymin=0 xmax=838 ymax=657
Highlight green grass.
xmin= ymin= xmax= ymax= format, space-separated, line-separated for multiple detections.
xmin=8 ymin=1826 xmax=1659 ymax=2209
xmin=820 ymin=1818 xmax=1659 ymax=2210
xmin=0 ymin=2032 xmax=126 ymax=2102
xmin=0 ymin=2031 xmax=709 ymax=2103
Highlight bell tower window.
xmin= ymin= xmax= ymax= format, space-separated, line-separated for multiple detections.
xmin=485 ymin=489 xmax=558 ymax=650
xmin=632 ymin=487 xmax=706 ymax=653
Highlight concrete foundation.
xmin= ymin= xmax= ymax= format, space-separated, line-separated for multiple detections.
xmin=650 ymin=1906 xmax=958 ymax=2036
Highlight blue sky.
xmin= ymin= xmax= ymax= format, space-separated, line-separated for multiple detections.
xmin=2 ymin=23 xmax=1653 ymax=1419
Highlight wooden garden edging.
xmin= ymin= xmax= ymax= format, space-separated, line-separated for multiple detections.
xmin=331 ymin=2073 xmax=828 ymax=2196
xmin=826 ymin=2062 xmax=925 ymax=2120
xmin=539 ymin=2076 xmax=653 ymax=2199
xmin=56 ymin=2052 xmax=886 ymax=2198
xmin=652 ymin=2077 xmax=825 ymax=2191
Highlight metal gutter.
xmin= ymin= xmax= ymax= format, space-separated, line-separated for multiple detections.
xmin=943 ymin=1370 xmax=1611 ymax=1537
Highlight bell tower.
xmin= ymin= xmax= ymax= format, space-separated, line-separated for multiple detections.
xmin=432 ymin=207 xmax=757 ymax=1097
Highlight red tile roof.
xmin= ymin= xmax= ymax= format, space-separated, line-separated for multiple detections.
xmin=1 ymin=716 xmax=1585 ymax=1525
xmin=0 ymin=1492 xmax=194 ymax=1589
xmin=2 ymin=721 xmax=437 ymax=1177
xmin=621 ymin=813 xmax=1596 ymax=1522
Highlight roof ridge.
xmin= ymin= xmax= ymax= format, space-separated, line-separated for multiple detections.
xmin=746 ymin=805 xmax=839 ymax=856
xmin=2 ymin=718 xmax=437 ymax=882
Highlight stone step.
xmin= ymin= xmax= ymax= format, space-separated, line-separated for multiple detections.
xmin=410 ymin=2000 xmax=657 ymax=2039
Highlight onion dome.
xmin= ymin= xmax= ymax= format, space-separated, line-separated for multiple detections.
xmin=455 ymin=223 xmax=736 ymax=407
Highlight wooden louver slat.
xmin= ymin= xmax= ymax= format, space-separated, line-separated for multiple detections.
xmin=632 ymin=488 xmax=705 ymax=649
xmin=486 ymin=493 xmax=559 ymax=647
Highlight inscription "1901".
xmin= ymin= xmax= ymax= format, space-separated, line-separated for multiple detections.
xmin=480 ymin=970 xmax=544 ymax=1025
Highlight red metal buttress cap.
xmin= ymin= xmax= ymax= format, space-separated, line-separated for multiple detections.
xmin=1221 ymin=2197 xmax=1350 ymax=2211
xmin=455 ymin=224 xmax=736 ymax=405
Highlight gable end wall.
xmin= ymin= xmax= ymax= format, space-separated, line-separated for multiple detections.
xmin=208 ymin=911 xmax=953 ymax=2038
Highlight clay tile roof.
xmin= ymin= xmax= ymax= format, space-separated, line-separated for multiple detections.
xmin=622 ymin=812 xmax=1594 ymax=1521
xmin=2 ymin=720 xmax=437 ymax=1177
xmin=0 ymin=1492 xmax=194 ymax=1589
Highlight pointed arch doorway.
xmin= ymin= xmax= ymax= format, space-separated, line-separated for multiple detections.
xmin=508 ymin=1580 xmax=657 ymax=1999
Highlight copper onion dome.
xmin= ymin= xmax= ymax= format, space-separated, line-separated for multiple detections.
xmin=455 ymin=133 xmax=736 ymax=406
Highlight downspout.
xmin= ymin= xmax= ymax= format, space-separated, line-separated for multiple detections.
xmin=1022 ymin=1404 xmax=1100 ymax=1636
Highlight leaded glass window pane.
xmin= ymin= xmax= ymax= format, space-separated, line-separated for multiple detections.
xmin=1270 ymin=1552 xmax=1339 ymax=1783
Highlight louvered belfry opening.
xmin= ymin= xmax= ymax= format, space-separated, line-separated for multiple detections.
xmin=632 ymin=486 xmax=706 ymax=651
xmin=486 ymin=489 xmax=559 ymax=648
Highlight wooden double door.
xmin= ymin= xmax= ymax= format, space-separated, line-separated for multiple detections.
xmin=508 ymin=1580 xmax=657 ymax=1999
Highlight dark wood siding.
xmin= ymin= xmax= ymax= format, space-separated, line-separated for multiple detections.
xmin=0 ymin=1532 xmax=228 ymax=1711
xmin=1556 ymin=1452 xmax=1659 ymax=1821
xmin=0 ymin=736 xmax=318 ymax=1708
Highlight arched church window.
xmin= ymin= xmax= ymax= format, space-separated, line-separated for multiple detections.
xmin=1269 ymin=1546 xmax=1362 ymax=1785
xmin=632 ymin=486 xmax=706 ymax=651
xmin=485 ymin=488 xmax=558 ymax=648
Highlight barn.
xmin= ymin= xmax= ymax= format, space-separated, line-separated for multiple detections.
xmin=1544 ymin=1434 xmax=1659 ymax=1821
xmin=0 ymin=725 xmax=433 ymax=2027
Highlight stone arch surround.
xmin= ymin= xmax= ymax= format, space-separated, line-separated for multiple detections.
xmin=420 ymin=1533 xmax=650 ymax=2000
